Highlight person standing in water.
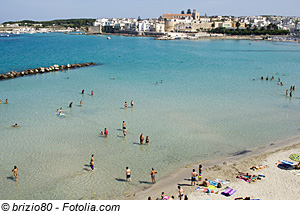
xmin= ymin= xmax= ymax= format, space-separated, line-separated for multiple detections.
xmin=89 ymin=155 xmax=94 ymax=172
xmin=126 ymin=167 xmax=132 ymax=182
xmin=150 ymin=167 xmax=158 ymax=184
xmin=124 ymin=102 xmax=128 ymax=109
xmin=145 ymin=136 xmax=149 ymax=144
xmin=5 ymin=99 xmax=8 ymax=104
xmin=12 ymin=166 xmax=18 ymax=181
xmin=131 ymin=100 xmax=134 ymax=107
xmin=69 ymin=102 xmax=73 ymax=108
xmin=82 ymin=89 xmax=84 ymax=94
xmin=140 ymin=133 xmax=144 ymax=144
xmin=91 ymin=90 xmax=94 ymax=96
xmin=104 ymin=128 xmax=108 ymax=137
xmin=80 ymin=100 xmax=83 ymax=106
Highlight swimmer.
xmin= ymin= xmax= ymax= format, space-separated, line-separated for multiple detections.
xmin=126 ymin=167 xmax=132 ymax=182
xmin=286 ymin=90 xmax=289 ymax=96
xmin=58 ymin=111 xmax=63 ymax=116
xmin=82 ymin=89 xmax=84 ymax=94
xmin=5 ymin=99 xmax=8 ymax=104
xmin=91 ymin=90 xmax=94 ymax=96
xmin=80 ymin=100 xmax=83 ymax=106
xmin=161 ymin=80 xmax=163 ymax=83
xmin=12 ymin=166 xmax=18 ymax=181
xmin=156 ymin=82 xmax=158 ymax=84
xmin=104 ymin=128 xmax=108 ymax=137
xmin=150 ymin=168 xmax=158 ymax=184
xmin=145 ymin=136 xmax=149 ymax=144
xmin=69 ymin=102 xmax=73 ymax=108
xmin=140 ymin=133 xmax=144 ymax=144
xmin=11 ymin=123 xmax=19 ymax=127
xmin=100 ymin=131 xmax=104 ymax=135
xmin=124 ymin=102 xmax=127 ymax=109
xmin=60 ymin=107 xmax=63 ymax=111
xmin=131 ymin=100 xmax=134 ymax=107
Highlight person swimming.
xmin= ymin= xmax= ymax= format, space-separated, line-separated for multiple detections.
xmin=11 ymin=123 xmax=19 ymax=127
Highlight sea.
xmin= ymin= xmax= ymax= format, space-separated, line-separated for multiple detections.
xmin=0 ymin=33 xmax=300 ymax=200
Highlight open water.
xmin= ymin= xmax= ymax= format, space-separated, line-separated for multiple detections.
xmin=1 ymin=33 xmax=300 ymax=199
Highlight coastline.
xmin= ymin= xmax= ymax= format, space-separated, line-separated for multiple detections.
xmin=127 ymin=136 xmax=300 ymax=200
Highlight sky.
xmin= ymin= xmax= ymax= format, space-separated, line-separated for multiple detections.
xmin=0 ymin=0 xmax=299 ymax=23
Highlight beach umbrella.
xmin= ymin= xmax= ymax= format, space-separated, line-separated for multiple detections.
xmin=289 ymin=154 xmax=300 ymax=162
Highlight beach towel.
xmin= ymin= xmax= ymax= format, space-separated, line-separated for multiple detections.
xmin=208 ymin=180 xmax=218 ymax=187
xmin=289 ymin=170 xmax=300 ymax=176
xmin=215 ymin=179 xmax=230 ymax=184
xmin=221 ymin=188 xmax=236 ymax=197
xmin=207 ymin=185 xmax=216 ymax=190
xmin=250 ymin=165 xmax=268 ymax=171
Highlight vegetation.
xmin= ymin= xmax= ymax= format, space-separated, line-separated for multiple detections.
xmin=3 ymin=19 xmax=96 ymax=28
xmin=187 ymin=9 xmax=191 ymax=14
xmin=209 ymin=27 xmax=289 ymax=35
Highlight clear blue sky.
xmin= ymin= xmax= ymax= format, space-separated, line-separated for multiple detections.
xmin=0 ymin=0 xmax=299 ymax=23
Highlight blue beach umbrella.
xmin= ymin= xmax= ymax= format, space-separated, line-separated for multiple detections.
xmin=289 ymin=154 xmax=300 ymax=162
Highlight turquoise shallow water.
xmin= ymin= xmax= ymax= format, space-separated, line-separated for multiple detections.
xmin=1 ymin=34 xmax=300 ymax=199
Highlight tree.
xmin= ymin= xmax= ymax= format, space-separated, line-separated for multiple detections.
xmin=187 ymin=9 xmax=191 ymax=14
xmin=236 ymin=21 xmax=241 ymax=29
xmin=181 ymin=10 xmax=185 ymax=14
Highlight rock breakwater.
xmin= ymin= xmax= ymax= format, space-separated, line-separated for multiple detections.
xmin=0 ymin=62 xmax=96 ymax=81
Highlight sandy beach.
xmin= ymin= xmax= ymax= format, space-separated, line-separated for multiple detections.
xmin=129 ymin=136 xmax=300 ymax=200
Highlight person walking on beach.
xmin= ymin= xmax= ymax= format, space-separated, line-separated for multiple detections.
xmin=12 ymin=166 xmax=18 ymax=181
xmin=178 ymin=186 xmax=184 ymax=200
xmin=126 ymin=167 xmax=132 ymax=182
xmin=150 ymin=168 xmax=158 ymax=184
xmin=198 ymin=164 xmax=203 ymax=182
xmin=89 ymin=155 xmax=94 ymax=172
xmin=104 ymin=128 xmax=108 ymax=138
xmin=140 ymin=133 xmax=144 ymax=144
xmin=191 ymin=169 xmax=198 ymax=186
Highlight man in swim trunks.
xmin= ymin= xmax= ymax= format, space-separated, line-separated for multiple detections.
xmin=178 ymin=186 xmax=184 ymax=200
xmin=150 ymin=168 xmax=158 ymax=184
xmin=124 ymin=102 xmax=127 ymax=109
xmin=140 ymin=133 xmax=144 ymax=144
xmin=126 ymin=167 xmax=132 ymax=182
xmin=12 ymin=166 xmax=18 ymax=181
xmin=191 ymin=169 xmax=198 ymax=186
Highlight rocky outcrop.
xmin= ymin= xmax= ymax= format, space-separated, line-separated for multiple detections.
xmin=0 ymin=62 xmax=96 ymax=81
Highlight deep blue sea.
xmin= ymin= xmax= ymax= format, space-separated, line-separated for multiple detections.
xmin=1 ymin=33 xmax=300 ymax=199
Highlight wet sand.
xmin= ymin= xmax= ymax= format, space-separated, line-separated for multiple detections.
xmin=128 ymin=136 xmax=300 ymax=200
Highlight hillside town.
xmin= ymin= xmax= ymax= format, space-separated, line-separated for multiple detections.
xmin=1 ymin=9 xmax=299 ymax=41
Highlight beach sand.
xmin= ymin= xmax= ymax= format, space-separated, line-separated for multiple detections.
xmin=129 ymin=137 xmax=300 ymax=200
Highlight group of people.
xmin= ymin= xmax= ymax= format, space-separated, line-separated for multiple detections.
xmin=286 ymin=85 xmax=296 ymax=98
xmin=0 ymin=99 xmax=8 ymax=104
xmin=140 ymin=133 xmax=149 ymax=144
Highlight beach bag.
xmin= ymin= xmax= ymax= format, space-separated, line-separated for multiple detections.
xmin=217 ymin=183 xmax=222 ymax=188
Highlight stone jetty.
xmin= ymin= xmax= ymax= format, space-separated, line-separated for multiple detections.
xmin=0 ymin=62 xmax=96 ymax=81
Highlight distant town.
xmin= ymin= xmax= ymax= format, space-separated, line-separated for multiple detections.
xmin=1 ymin=9 xmax=299 ymax=41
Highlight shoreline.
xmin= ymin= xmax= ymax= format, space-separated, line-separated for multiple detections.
xmin=127 ymin=135 xmax=300 ymax=200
